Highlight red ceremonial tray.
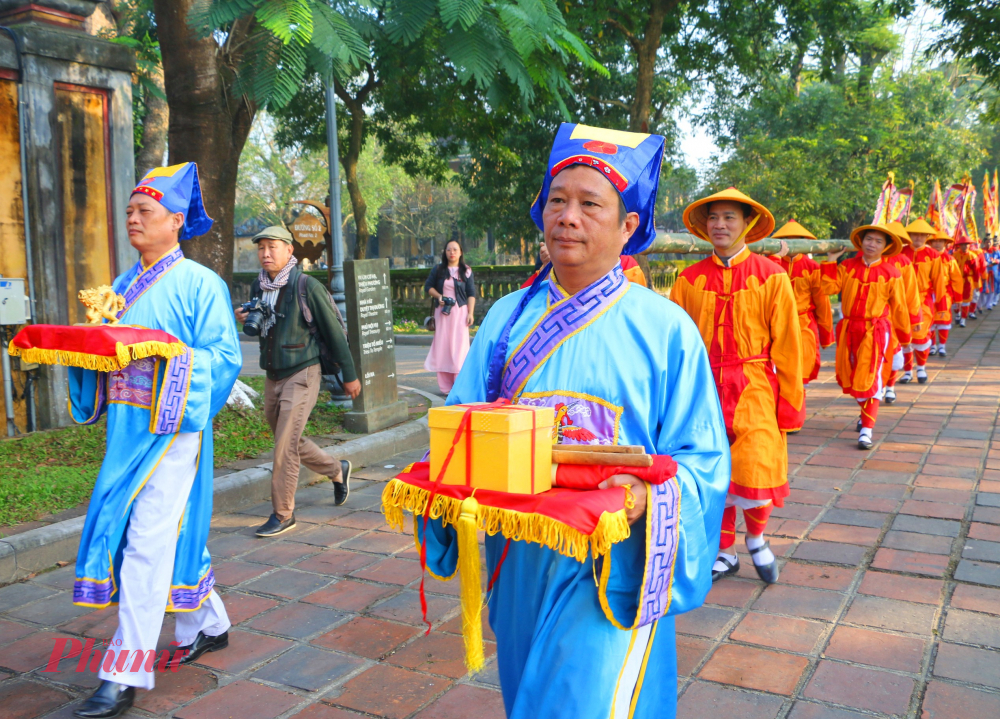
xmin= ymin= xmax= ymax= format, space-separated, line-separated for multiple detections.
xmin=8 ymin=324 xmax=187 ymax=372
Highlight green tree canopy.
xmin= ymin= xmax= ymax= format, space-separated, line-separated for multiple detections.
xmin=708 ymin=66 xmax=988 ymax=238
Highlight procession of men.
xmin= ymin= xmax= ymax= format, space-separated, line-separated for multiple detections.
xmin=21 ymin=112 xmax=988 ymax=719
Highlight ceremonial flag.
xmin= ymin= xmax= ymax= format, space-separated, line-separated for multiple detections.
xmin=943 ymin=182 xmax=966 ymax=239
xmin=985 ymin=172 xmax=997 ymax=238
xmin=872 ymin=172 xmax=896 ymax=225
xmin=872 ymin=172 xmax=912 ymax=225
xmin=992 ymin=169 xmax=999 ymax=238
xmin=890 ymin=180 xmax=914 ymax=224
xmin=927 ymin=180 xmax=944 ymax=232
xmin=963 ymin=178 xmax=979 ymax=243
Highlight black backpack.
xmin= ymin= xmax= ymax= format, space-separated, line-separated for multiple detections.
xmin=296 ymin=273 xmax=349 ymax=377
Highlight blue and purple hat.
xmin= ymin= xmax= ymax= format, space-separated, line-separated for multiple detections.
xmin=132 ymin=162 xmax=214 ymax=240
xmin=529 ymin=123 xmax=666 ymax=254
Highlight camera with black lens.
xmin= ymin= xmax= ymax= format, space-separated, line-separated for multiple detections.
xmin=440 ymin=296 xmax=457 ymax=315
xmin=240 ymin=297 xmax=272 ymax=337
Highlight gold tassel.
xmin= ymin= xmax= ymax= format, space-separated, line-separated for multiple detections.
xmin=381 ymin=479 xmax=631 ymax=563
xmin=8 ymin=340 xmax=186 ymax=372
xmin=457 ymin=495 xmax=485 ymax=673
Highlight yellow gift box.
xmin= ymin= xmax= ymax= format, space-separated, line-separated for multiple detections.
xmin=428 ymin=403 xmax=555 ymax=494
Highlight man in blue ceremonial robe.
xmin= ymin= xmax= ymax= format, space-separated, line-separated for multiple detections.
xmin=420 ymin=124 xmax=730 ymax=718
xmin=69 ymin=163 xmax=241 ymax=717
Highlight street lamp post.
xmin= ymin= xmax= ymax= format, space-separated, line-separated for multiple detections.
xmin=325 ymin=82 xmax=346 ymax=317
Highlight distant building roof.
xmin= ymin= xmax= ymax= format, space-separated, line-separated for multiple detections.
xmin=234 ymin=217 xmax=270 ymax=237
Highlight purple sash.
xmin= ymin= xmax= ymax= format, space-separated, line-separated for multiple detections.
xmin=151 ymin=349 xmax=193 ymax=435
xmin=118 ymin=246 xmax=185 ymax=318
xmin=501 ymin=264 xmax=629 ymax=399
xmin=638 ymin=480 xmax=681 ymax=626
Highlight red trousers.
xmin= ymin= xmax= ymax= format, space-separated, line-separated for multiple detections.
xmin=860 ymin=397 xmax=879 ymax=429
xmin=720 ymin=503 xmax=774 ymax=549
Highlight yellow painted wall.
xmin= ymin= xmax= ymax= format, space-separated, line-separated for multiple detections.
xmin=0 ymin=79 xmax=27 ymax=436
xmin=56 ymin=86 xmax=113 ymax=325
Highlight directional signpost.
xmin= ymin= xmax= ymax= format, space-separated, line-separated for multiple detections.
xmin=342 ymin=258 xmax=408 ymax=433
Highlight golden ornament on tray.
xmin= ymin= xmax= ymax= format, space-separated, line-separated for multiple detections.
xmin=77 ymin=286 xmax=126 ymax=326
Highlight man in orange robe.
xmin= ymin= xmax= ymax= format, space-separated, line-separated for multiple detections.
xmin=970 ymin=244 xmax=987 ymax=317
xmin=882 ymin=222 xmax=922 ymax=395
xmin=904 ymin=218 xmax=950 ymax=362
xmin=952 ymin=238 xmax=981 ymax=327
xmin=671 ymin=188 xmax=803 ymax=584
xmin=825 ymin=224 xmax=911 ymax=449
xmin=928 ymin=231 xmax=962 ymax=352
xmin=770 ymin=220 xmax=834 ymax=384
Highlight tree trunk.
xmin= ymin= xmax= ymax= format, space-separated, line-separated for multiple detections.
xmin=337 ymin=91 xmax=370 ymax=260
xmin=152 ymin=0 xmax=256 ymax=287
xmin=790 ymin=47 xmax=806 ymax=97
xmin=135 ymin=64 xmax=168 ymax=177
xmin=628 ymin=0 xmax=682 ymax=133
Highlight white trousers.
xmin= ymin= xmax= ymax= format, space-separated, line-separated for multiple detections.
xmin=98 ymin=432 xmax=230 ymax=690
xmin=725 ymin=494 xmax=773 ymax=510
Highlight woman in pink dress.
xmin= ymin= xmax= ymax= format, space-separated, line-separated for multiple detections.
xmin=424 ymin=240 xmax=477 ymax=393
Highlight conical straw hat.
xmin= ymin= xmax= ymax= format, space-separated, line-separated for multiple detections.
xmin=682 ymin=187 xmax=775 ymax=244
xmin=887 ymin=221 xmax=911 ymax=245
xmin=905 ymin=217 xmax=937 ymax=236
xmin=772 ymin=219 xmax=817 ymax=240
xmin=850 ymin=223 xmax=904 ymax=257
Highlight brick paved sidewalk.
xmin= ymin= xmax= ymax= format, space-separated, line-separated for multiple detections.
xmin=3 ymin=313 xmax=1000 ymax=719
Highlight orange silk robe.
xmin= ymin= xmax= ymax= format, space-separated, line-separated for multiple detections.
xmin=885 ymin=253 xmax=922 ymax=348
xmin=820 ymin=258 xmax=911 ymax=399
xmin=672 ymin=247 xmax=804 ymax=504
xmin=902 ymin=245 xmax=949 ymax=343
xmin=975 ymin=249 xmax=987 ymax=291
xmin=770 ymin=255 xmax=834 ymax=383
xmin=938 ymin=253 xmax=964 ymax=319
xmin=952 ymin=248 xmax=981 ymax=302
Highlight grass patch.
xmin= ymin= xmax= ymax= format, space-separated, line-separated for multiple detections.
xmin=0 ymin=423 xmax=107 ymax=527
xmin=0 ymin=375 xmax=345 ymax=529
xmin=213 ymin=376 xmax=347 ymax=464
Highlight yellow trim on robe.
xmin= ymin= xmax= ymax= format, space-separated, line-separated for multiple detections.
xmin=628 ymin=621 xmax=659 ymax=719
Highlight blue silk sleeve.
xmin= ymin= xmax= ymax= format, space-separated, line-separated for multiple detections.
xmin=67 ymin=367 xmax=106 ymax=425
xmin=655 ymin=315 xmax=730 ymax=616
xmin=175 ymin=273 xmax=242 ymax=433
xmin=417 ymin=515 xmax=459 ymax=579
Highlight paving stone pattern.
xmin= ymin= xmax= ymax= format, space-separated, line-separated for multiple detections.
xmin=5 ymin=314 xmax=1000 ymax=718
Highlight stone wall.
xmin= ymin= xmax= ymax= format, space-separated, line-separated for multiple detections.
xmin=232 ymin=265 xmax=536 ymax=326
xmin=231 ymin=264 xmax=679 ymax=328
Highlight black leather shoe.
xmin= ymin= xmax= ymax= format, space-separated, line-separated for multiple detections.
xmin=748 ymin=542 xmax=779 ymax=584
xmin=256 ymin=513 xmax=295 ymax=537
xmin=711 ymin=554 xmax=740 ymax=582
xmin=74 ymin=681 xmax=134 ymax=718
xmin=334 ymin=460 xmax=352 ymax=506
xmin=856 ymin=418 xmax=863 ymax=432
xmin=169 ymin=630 xmax=229 ymax=667
xmin=858 ymin=435 xmax=873 ymax=450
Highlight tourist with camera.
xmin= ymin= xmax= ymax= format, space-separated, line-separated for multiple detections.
xmin=235 ymin=226 xmax=361 ymax=538
xmin=423 ymin=239 xmax=477 ymax=394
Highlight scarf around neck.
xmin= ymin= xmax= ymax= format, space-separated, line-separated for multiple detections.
xmin=257 ymin=255 xmax=298 ymax=337
xmin=259 ymin=254 xmax=298 ymax=291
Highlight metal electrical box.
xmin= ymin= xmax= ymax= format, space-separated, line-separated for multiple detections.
xmin=0 ymin=278 xmax=29 ymax=325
